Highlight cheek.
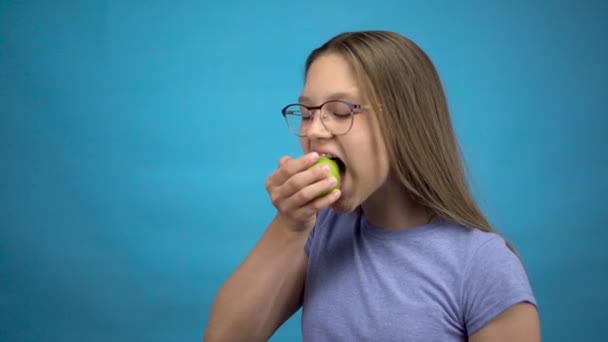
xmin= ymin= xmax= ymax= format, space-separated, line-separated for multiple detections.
xmin=347 ymin=142 xmax=385 ymax=177
xmin=369 ymin=121 xmax=390 ymax=173
xmin=348 ymin=125 xmax=390 ymax=182
xmin=357 ymin=153 xmax=388 ymax=178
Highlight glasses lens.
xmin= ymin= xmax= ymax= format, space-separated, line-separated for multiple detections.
xmin=322 ymin=101 xmax=353 ymax=135
xmin=283 ymin=105 xmax=310 ymax=136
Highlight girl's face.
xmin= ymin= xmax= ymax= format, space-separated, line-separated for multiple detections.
xmin=299 ymin=53 xmax=391 ymax=213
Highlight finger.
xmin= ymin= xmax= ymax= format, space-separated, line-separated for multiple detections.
xmin=281 ymin=175 xmax=339 ymax=212
xmin=276 ymin=161 xmax=332 ymax=200
xmin=271 ymin=152 xmax=320 ymax=186
xmin=294 ymin=189 xmax=341 ymax=220
xmin=278 ymin=155 xmax=291 ymax=168
xmin=267 ymin=155 xmax=295 ymax=191
xmin=269 ymin=164 xmax=330 ymax=208
xmin=280 ymin=152 xmax=319 ymax=180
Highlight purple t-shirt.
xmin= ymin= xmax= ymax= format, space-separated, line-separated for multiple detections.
xmin=302 ymin=207 xmax=537 ymax=341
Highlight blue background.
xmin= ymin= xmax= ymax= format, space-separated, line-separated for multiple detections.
xmin=1 ymin=0 xmax=606 ymax=341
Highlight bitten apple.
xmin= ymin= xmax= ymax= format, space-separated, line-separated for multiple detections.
xmin=310 ymin=155 xmax=341 ymax=197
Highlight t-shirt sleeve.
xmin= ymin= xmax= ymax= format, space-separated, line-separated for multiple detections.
xmin=461 ymin=235 xmax=538 ymax=336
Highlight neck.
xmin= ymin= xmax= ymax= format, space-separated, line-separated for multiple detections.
xmin=361 ymin=174 xmax=432 ymax=230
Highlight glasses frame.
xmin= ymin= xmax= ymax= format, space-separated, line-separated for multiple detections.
xmin=280 ymin=99 xmax=368 ymax=137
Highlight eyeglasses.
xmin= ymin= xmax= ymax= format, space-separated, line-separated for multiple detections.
xmin=281 ymin=100 xmax=368 ymax=137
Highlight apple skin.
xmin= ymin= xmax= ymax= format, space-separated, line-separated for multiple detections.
xmin=309 ymin=156 xmax=341 ymax=197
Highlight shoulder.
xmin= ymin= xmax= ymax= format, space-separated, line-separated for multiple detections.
xmin=415 ymin=218 xmax=510 ymax=263
xmin=460 ymin=230 xmax=528 ymax=283
xmin=426 ymin=220 xmax=538 ymax=336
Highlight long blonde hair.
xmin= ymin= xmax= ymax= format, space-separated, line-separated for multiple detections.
xmin=305 ymin=30 xmax=516 ymax=251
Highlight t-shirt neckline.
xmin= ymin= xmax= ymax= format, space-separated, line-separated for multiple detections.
xmin=360 ymin=210 xmax=444 ymax=240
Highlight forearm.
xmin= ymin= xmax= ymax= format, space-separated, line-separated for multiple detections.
xmin=204 ymin=215 xmax=310 ymax=341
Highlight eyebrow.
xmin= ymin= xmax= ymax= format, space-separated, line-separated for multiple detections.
xmin=298 ymin=91 xmax=361 ymax=104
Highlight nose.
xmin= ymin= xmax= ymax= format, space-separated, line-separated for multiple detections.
xmin=305 ymin=111 xmax=332 ymax=139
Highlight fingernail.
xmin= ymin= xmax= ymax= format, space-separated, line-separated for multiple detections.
xmin=328 ymin=177 xmax=336 ymax=185
xmin=321 ymin=166 xmax=330 ymax=173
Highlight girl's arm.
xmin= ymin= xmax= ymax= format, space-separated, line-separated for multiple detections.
xmin=204 ymin=215 xmax=311 ymax=342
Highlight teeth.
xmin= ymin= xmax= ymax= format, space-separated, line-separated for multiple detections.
xmin=320 ymin=153 xmax=335 ymax=158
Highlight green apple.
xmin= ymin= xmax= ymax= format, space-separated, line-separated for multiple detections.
xmin=309 ymin=155 xmax=341 ymax=197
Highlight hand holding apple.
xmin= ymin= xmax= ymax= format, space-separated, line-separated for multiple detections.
xmin=265 ymin=153 xmax=342 ymax=232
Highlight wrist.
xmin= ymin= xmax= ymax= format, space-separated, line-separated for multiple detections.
xmin=272 ymin=213 xmax=314 ymax=238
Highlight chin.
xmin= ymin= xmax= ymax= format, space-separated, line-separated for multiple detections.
xmin=330 ymin=195 xmax=361 ymax=213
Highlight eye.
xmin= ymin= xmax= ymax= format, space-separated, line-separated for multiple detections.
xmin=326 ymin=101 xmax=352 ymax=119
xmin=300 ymin=108 xmax=313 ymax=120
